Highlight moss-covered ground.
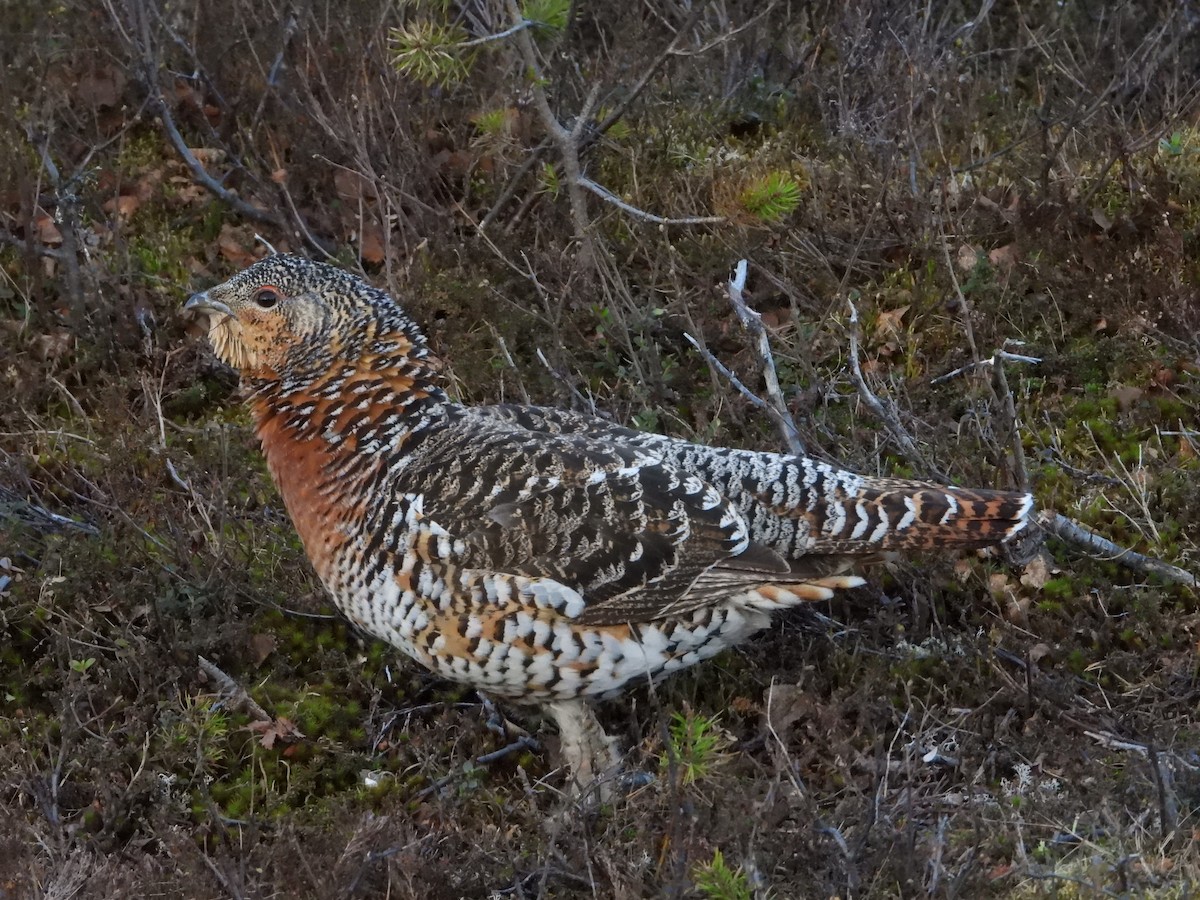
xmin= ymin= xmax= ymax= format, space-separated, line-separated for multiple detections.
xmin=1 ymin=2 xmax=1198 ymax=896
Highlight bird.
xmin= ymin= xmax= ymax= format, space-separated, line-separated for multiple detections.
xmin=184 ymin=254 xmax=1034 ymax=787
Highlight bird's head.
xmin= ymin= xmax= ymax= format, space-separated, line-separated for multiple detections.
xmin=184 ymin=254 xmax=427 ymax=385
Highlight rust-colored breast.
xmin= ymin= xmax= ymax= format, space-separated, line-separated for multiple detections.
xmin=253 ymin=402 xmax=349 ymax=579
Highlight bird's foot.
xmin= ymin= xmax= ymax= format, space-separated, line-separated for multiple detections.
xmin=479 ymin=693 xmax=531 ymax=741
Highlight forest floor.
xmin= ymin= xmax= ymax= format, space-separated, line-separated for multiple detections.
xmin=1 ymin=2 xmax=1199 ymax=897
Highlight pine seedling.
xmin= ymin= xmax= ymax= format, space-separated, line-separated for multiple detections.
xmin=389 ymin=20 xmax=473 ymax=87
xmin=661 ymin=709 xmax=731 ymax=785
xmin=693 ymin=849 xmax=755 ymax=900
xmin=739 ymin=171 xmax=804 ymax=223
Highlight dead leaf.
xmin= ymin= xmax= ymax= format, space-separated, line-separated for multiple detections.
xmin=875 ymin=340 xmax=900 ymax=359
xmin=729 ymin=695 xmax=759 ymax=715
xmin=249 ymin=633 xmax=276 ymax=667
xmin=1109 ymin=384 xmax=1143 ymax=412
xmin=33 ymin=331 xmax=73 ymax=362
xmin=75 ymin=65 xmax=126 ymax=109
xmin=956 ymin=244 xmax=981 ymax=271
xmin=359 ymin=222 xmax=386 ymax=265
xmin=103 ymin=194 xmax=141 ymax=219
xmin=953 ymin=558 xmax=973 ymax=583
xmin=334 ymin=169 xmax=377 ymax=204
xmin=762 ymin=683 xmax=813 ymax=740
xmin=1020 ymin=553 xmax=1052 ymax=590
xmin=1005 ymin=595 xmax=1031 ymax=626
xmin=988 ymin=243 xmax=1019 ymax=269
xmin=1152 ymin=366 xmax=1176 ymax=388
xmin=189 ymin=148 xmax=227 ymax=167
xmin=988 ymin=863 xmax=1014 ymax=881
xmin=247 ymin=716 xmax=305 ymax=750
xmin=1029 ymin=642 xmax=1053 ymax=666
xmin=34 ymin=213 xmax=62 ymax=246
xmin=176 ymin=183 xmax=208 ymax=204
xmin=988 ymin=572 xmax=1015 ymax=603
xmin=759 ymin=307 xmax=792 ymax=329
xmin=218 ymin=224 xmax=257 ymax=267
xmin=874 ymin=305 xmax=910 ymax=339
xmin=1091 ymin=207 xmax=1114 ymax=231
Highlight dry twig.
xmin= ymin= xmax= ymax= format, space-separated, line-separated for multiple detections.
xmin=1039 ymin=512 xmax=1197 ymax=587
xmin=484 ymin=4 xmax=709 ymax=232
xmin=197 ymin=655 xmax=272 ymax=722
xmin=845 ymin=293 xmax=945 ymax=480
xmin=684 ymin=261 xmax=809 ymax=453
xmin=414 ymin=735 xmax=540 ymax=801
xmin=505 ymin=0 xmax=721 ymax=241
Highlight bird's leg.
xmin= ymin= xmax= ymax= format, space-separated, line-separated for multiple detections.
xmin=546 ymin=699 xmax=621 ymax=791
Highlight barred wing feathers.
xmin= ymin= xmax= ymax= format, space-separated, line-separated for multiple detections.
xmin=383 ymin=412 xmax=855 ymax=626
xmin=468 ymin=404 xmax=1034 ymax=556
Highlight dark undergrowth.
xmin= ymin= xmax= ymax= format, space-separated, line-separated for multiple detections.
xmin=1 ymin=1 xmax=1198 ymax=897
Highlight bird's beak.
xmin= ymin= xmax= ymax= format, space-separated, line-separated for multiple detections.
xmin=184 ymin=291 xmax=235 ymax=319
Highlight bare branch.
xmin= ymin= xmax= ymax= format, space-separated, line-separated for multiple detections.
xmin=845 ymin=293 xmax=944 ymax=480
xmin=930 ymin=350 xmax=1041 ymax=385
xmin=1039 ymin=511 xmax=1197 ymax=587
xmin=0 ymin=484 xmax=99 ymax=537
xmin=458 ymin=18 xmax=535 ymax=48
xmin=576 ymin=178 xmax=725 ymax=226
xmin=684 ymin=333 xmax=802 ymax=446
xmin=26 ymin=132 xmax=87 ymax=328
xmin=414 ymin=735 xmax=540 ymax=801
xmin=197 ymin=655 xmax=272 ymax=722
xmin=991 ymin=351 xmax=1030 ymax=491
xmin=668 ymin=1 xmax=777 ymax=56
xmin=505 ymin=0 xmax=719 ymax=241
xmin=723 ymin=260 xmax=803 ymax=454
xmin=535 ymin=348 xmax=601 ymax=417
xmin=482 ymin=4 xmax=706 ymax=231
xmin=153 ymin=94 xmax=282 ymax=227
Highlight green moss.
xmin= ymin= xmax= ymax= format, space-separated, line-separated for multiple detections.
xmin=1041 ymin=578 xmax=1076 ymax=601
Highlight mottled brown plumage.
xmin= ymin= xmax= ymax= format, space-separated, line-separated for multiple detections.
xmin=185 ymin=254 xmax=1034 ymax=785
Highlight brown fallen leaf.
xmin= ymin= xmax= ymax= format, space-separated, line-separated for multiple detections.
xmin=218 ymin=224 xmax=257 ymax=267
xmin=75 ymin=65 xmax=126 ymax=109
xmin=1109 ymin=383 xmax=1143 ymax=412
xmin=1152 ymin=366 xmax=1176 ymax=388
xmin=249 ymin=633 xmax=277 ymax=667
xmin=334 ymin=168 xmax=377 ymax=204
xmin=1029 ymin=642 xmax=1053 ymax=667
xmin=33 ymin=331 xmax=73 ymax=362
xmin=103 ymin=194 xmax=141 ymax=219
xmin=34 ymin=213 xmax=63 ymax=246
xmin=953 ymin=558 xmax=974 ymax=583
xmin=758 ymin=307 xmax=792 ymax=329
xmin=189 ymin=148 xmax=228 ymax=167
xmin=1020 ymin=553 xmax=1053 ymax=590
xmin=762 ymin=683 xmax=814 ymax=742
xmin=247 ymin=716 xmax=305 ymax=750
xmin=359 ymin=222 xmax=386 ymax=265
xmin=957 ymin=244 xmax=981 ymax=271
xmin=988 ymin=572 xmax=1016 ymax=603
xmin=874 ymin=304 xmax=909 ymax=339
xmin=988 ymin=243 xmax=1019 ymax=269
xmin=1005 ymin=595 xmax=1031 ymax=626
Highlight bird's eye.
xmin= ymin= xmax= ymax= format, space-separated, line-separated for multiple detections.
xmin=254 ymin=288 xmax=280 ymax=309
